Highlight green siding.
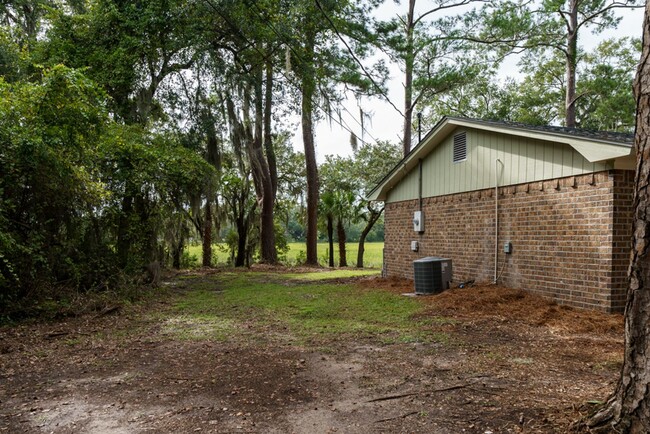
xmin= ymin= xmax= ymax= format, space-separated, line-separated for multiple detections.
xmin=386 ymin=128 xmax=612 ymax=203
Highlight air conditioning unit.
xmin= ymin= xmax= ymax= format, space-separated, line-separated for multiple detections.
xmin=413 ymin=257 xmax=452 ymax=295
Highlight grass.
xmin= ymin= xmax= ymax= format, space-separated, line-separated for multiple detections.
xmin=185 ymin=241 xmax=384 ymax=268
xmin=166 ymin=271 xmax=441 ymax=346
xmin=283 ymin=269 xmax=380 ymax=280
xmin=160 ymin=315 xmax=236 ymax=341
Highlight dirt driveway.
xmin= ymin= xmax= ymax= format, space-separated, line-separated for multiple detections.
xmin=0 ymin=271 xmax=623 ymax=433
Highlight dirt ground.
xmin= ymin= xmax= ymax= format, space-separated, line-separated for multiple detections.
xmin=0 ymin=271 xmax=624 ymax=433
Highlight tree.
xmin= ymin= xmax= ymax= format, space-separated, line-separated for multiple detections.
xmin=423 ymin=73 xmax=524 ymax=122
xmin=352 ymin=141 xmax=401 ymax=268
xmin=0 ymin=64 xmax=213 ymax=313
xmin=586 ymin=2 xmax=650 ymax=431
xmin=41 ymin=0 xmax=206 ymax=272
xmin=274 ymin=135 xmax=307 ymax=243
xmin=319 ymin=191 xmax=337 ymax=268
xmin=42 ymin=0 xmax=202 ymax=124
xmin=475 ymin=0 xmax=642 ymax=128
xmin=320 ymin=156 xmax=353 ymax=267
xmin=0 ymin=0 xmax=59 ymax=46
xmin=376 ymin=0 xmax=482 ymax=156
xmin=577 ymin=38 xmax=640 ymax=131
xmin=334 ymin=191 xmax=358 ymax=267
xmin=287 ymin=0 xmax=382 ymax=265
xmin=424 ymin=37 xmax=639 ymax=132
xmin=220 ymin=167 xmax=257 ymax=268
xmin=160 ymin=57 xmax=222 ymax=268
xmin=213 ymin=1 xmax=280 ymax=264
xmin=319 ymin=142 xmax=401 ymax=268
xmin=0 ymin=66 xmax=108 ymax=299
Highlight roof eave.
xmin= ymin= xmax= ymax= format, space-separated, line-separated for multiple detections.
xmin=447 ymin=118 xmax=632 ymax=162
xmin=366 ymin=117 xmax=633 ymax=202
xmin=367 ymin=117 xmax=456 ymax=202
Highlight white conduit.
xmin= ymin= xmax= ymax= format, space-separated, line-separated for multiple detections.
xmin=494 ymin=159 xmax=502 ymax=284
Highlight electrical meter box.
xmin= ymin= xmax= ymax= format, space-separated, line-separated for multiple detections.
xmin=411 ymin=241 xmax=419 ymax=252
xmin=504 ymin=241 xmax=512 ymax=254
xmin=413 ymin=211 xmax=424 ymax=233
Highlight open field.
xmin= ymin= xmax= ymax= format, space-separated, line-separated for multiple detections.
xmin=0 ymin=268 xmax=623 ymax=433
xmin=186 ymin=241 xmax=384 ymax=268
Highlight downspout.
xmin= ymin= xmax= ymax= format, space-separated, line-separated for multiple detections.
xmin=494 ymin=159 xmax=502 ymax=283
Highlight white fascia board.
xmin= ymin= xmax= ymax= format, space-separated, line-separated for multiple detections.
xmin=567 ymin=140 xmax=633 ymax=162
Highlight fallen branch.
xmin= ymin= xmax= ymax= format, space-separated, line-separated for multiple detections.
xmin=45 ymin=331 xmax=68 ymax=339
xmin=467 ymin=386 xmax=505 ymax=395
xmin=375 ymin=411 xmax=419 ymax=423
xmin=367 ymin=392 xmax=419 ymax=403
xmin=367 ymin=383 xmax=470 ymax=403
xmin=97 ymin=306 xmax=121 ymax=317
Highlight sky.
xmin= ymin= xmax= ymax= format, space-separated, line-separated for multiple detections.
xmin=292 ymin=2 xmax=645 ymax=163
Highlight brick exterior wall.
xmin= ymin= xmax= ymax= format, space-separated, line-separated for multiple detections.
xmin=383 ymin=170 xmax=635 ymax=312
xmin=611 ymin=170 xmax=635 ymax=311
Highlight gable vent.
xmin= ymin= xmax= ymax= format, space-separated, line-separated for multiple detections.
xmin=453 ymin=132 xmax=467 ymax=163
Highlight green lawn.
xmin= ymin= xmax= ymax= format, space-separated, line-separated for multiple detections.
xmin=185 ymin=241 xmax=384 ymax=268
xmin=166 ymin=271 xmax=439 ymax=345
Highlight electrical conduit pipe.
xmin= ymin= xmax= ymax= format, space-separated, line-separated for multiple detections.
xmin=494 ymin=159 xmax=502 ymax=283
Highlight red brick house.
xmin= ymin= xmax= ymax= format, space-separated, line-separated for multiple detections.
xmin=368 ymin=117 xmax=635 ymax=312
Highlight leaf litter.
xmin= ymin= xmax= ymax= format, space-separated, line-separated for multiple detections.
xmin=0 ymin=270 xmax=622 ymax=433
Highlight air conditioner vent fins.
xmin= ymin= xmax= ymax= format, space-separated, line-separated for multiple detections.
xmin=413 ymin=257 xmax=453 ymax=295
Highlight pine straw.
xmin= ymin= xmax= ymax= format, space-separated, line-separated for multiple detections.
xmin=363 ymin=276 xmax=624 ymax=336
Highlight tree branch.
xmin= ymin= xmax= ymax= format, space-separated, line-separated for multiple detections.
xmin=576 ymin=3 xmax=644 ymax=32
xmin=413 ymin=0 xmax=487 ymax=27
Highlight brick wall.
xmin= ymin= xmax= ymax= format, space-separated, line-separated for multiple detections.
xmin=611 ymin=170 xmax=635 ymax=312
xmin=383 ymin=170 xmax=634 ymax=312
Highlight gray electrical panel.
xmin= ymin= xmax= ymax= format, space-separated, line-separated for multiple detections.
xmin=413 ymin=257 xmax=453 ymax=295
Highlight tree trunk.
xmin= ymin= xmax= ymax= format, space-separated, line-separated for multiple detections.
xmin=245 ymin=209 xmax=257 ymax=268
xmin=235 ymin=200 xmax=247 ymax=268
xmin=250 ymin=66 xmax=277 ymax=264
xmin=172 ymin=241 xmax=183 ymax=269
xmin=337 ymin=219 xmax=347 ymax=267
xmin=586 ymin=4 xmax=650 ymax=432
xmin=356 ymin=206 xmax=383 ymax=268
xmin=402 ymin=0 xmax=416 ymax=156
xmin=22 ymin=3 xmax=37 ymax=41
xmin=264 ymin=58 xmax=278 ymax=199
xmin=301 ymin=32 xmax=320 ymax=266
xmin=564 ymin=0 xmax=578 ymax=128
xmin=202 ymin=199 xmax=212 ymax=267
xmin=327 ymin=215 xmax=334 ymax=268
xmin=116 ymin=194 xmax=133 ymax=269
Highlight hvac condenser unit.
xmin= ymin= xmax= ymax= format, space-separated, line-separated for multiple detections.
xmin=413 ymin=257 xmax=452 ymax=295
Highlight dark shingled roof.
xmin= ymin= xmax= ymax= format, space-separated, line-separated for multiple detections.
xmin=449 ymin=117 xmax=635 ymax=146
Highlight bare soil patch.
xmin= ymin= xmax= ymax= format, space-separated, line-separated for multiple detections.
xmin=0 ymin=273 xmax=623 ymax=433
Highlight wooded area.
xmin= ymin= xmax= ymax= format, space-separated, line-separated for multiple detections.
xmin=0 ymin=0 xmax=641 ymax=318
